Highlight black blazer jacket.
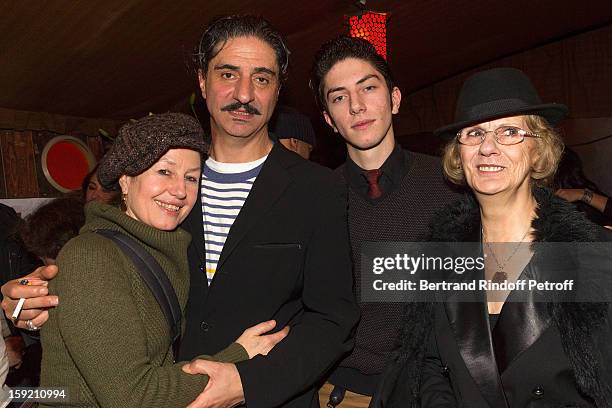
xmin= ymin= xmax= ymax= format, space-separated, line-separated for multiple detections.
xmin=179 ymin=143 xmax=360 ymax=408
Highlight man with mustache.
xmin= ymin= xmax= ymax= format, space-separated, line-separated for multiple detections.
xmin=2 ymin=16 xmax=359 ymax=408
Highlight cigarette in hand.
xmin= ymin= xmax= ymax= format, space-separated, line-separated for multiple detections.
xmin=11 ymin=298 xmax=26 ymax=320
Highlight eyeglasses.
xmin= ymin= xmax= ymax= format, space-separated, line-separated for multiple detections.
xmin=456 ymin=126 xmax=540 ymax=146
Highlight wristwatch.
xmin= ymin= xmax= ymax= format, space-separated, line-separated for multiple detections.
xmin=581 ymin=188 xmax=593 ymax=204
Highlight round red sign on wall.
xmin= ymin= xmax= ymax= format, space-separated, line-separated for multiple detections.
xmin=42 ymin=136 xmax=96 ymax=193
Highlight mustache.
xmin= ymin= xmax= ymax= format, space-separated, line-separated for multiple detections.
xmin=221 ymin=101 xmax=261 ymax=115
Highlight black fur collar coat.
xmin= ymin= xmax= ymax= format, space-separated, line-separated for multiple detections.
xmin=373 ymin=188 xmax=612 ymax=408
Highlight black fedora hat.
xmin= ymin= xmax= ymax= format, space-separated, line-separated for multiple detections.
xmin=434 ymin=67 xmax=568 ymax=140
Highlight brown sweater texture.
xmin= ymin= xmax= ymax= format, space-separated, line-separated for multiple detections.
xmin=40 ymin=202 xmax=247 ymax=407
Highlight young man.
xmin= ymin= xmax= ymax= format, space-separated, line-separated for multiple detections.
xmin=310 ymin=36 xmax=459 ymax=406
xmin=3 ymin=17 xmax=359 ymax=408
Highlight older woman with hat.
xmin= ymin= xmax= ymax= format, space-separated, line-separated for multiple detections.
xmin=39 ymin=113 xmax=288 ymax=407
xmin=385 ymin=68 xmax=612 ymax=407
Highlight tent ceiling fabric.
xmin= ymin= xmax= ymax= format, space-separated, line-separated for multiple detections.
xmin=1 ymin=1 xmax=610 ymax=120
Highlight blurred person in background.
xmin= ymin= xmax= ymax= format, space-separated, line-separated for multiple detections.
xmin=0 ymin=204 xmax=43 ymax=406
xmin=0 ymin=205 xmax=41 ymax=287
xmin=554 ymin=147 xmax=611 ymax=226
xmin=81 ymin=165 xmax=121 ymax=205
xmin=0 ymin=204 xmax=42 ymax=390
xmin=271 ymin=106 xmax=316 ymax=160
xmin=2 ymin=196 xmax=87 ymax=390
xmin=20 ymin=197 xmax=86 ymax=266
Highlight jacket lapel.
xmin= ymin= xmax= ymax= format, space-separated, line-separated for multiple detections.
xmin=181 ymin=175 xmax=209 ymax=299
xmin=185 ymin=181 xmax=205 ymax=265
xmin=443 ymin=223 xmax=509 ymax=407
xmin=215 ymin=143 xmax=292 ymax=272
xmin=445 ymin=298 xmax=509 ymax=407
xmin=492 ymin=244 xmax=574 ymax=373
xmin=492 ymin=263 xmax=552 ymax=373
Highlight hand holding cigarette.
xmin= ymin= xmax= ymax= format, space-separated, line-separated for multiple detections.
xmin=1 ymin=264 xmax=59 ymax=331
xmin=11 ymin=278 xmax=47 ymax=320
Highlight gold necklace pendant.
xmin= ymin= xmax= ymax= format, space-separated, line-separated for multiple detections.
xmin=491 ymin=271 xmax=508 ymax=284
xmin=482 ymin=226 xmax=531 ymax=284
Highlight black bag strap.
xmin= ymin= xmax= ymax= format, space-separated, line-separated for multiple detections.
xmin=94 ymin=229 xmax=181 ymax=360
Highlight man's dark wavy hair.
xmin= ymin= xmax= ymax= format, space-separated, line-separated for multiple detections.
xmin=310 ymin=36 xmax=395 ymax=112
xmin=194 ymin=15 xmax=290 ymax=83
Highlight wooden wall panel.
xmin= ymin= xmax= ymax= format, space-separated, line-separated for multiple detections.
xmin=396 ymin=25 xmax=612 ymax=137
xmin=31 ymin=131 xmax=62 ymax=198
xmin=0 ymin=107 xmax=122 ymax=140
xmin=1 ymin=130 xmax=39 ymax=198
xmin=0 ymin=131 xmax=109 ymax=199
xmin=0 ymin=106 xmax=119 ymax=198
xmin=0 ymin=136 xmax=6 ymax=197
xmin=565 ymin=27 xmax=612 ymax=118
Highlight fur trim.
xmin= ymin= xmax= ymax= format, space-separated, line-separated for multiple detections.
xmin=429 ymin=192 xmax=480 ymax=242
xmin=552 ymin=302 xmax=612 ymax=407
xmin=430 ymin=187 xmax=600 ymax=243
xmin=370 ymin=302 xmax=434 ymax=408
xmin=392 ymin=303 xmax=434 ymax=404
xmin=530 ymin=188 xmax=600 ymax=243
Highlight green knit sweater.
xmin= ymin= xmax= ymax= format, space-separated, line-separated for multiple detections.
xmin=40 ymin=202 xmax=247 ymax=407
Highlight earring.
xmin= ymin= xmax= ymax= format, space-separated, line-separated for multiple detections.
xmin=121 ymin=193 xmax=128 ymax=211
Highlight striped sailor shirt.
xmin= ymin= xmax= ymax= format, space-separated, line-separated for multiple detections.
xmin=201 ymin=156 xmax=267 ymax=286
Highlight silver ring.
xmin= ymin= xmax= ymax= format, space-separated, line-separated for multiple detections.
xmin=25 ymin=320 xmax=38 ymax=331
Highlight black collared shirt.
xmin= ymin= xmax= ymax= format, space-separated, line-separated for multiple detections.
xmin=343 ymin=144 xmax=408 ymax=200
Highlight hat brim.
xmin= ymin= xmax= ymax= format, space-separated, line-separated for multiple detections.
xmin=98 ymin=140 xmax=207 ymax=190
xmin=434 ymin=103 xmax=568 ymax=140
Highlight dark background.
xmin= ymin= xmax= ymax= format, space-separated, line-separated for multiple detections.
xmin=0 ymin=1 xmax=610 ymax=197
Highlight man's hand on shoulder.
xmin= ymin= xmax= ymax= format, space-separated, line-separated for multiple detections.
xmin=183 ymin=361 xmax=244 ymax=408
xmin=1 ymin=264 xmax=59 ymax=330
